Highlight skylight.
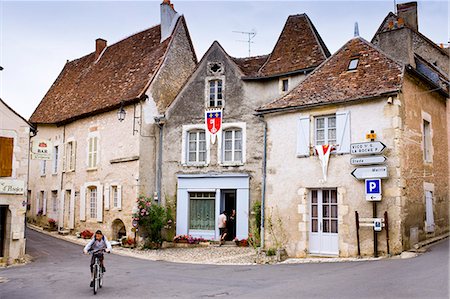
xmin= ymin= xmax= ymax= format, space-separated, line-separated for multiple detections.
xmin=348 ymin=58 xmax=359 ymax=71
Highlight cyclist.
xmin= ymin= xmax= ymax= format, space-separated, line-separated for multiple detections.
xmin=83 ymin=230 xmax=112 ymax=287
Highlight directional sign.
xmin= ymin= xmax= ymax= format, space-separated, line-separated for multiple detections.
xmin=350 ymin=155 xmax=387 ymax=166
xmin=350 ymin=142 xmax=386 ymax=155
xmin=351 ymin=166 xmax=388 ymax=180
xmin=365 ymin=179 xmax=382 ymax=201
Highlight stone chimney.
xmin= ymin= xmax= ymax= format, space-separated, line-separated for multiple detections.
xmin=160 ymin=0 xmax=180 ymax=42
xmin=397 ymin=2 xmax=418 ymax=31
xmin=95 ymin=38 xmax=107 ymax=61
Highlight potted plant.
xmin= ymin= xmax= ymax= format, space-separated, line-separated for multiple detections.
xmin=234 ymin=238 xmax=249 ymax=247
xmin=80 ymin=230 xmax=93 ymax=239
xmin=48 ymin=218 xmax=56 ymax=230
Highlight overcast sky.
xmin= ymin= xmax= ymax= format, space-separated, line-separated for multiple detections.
xmin=0 ymin=0 xmax=448 ymax=119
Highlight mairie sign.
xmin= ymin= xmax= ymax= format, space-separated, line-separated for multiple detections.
xmin=350 ymin=142 xmax=386 ymax=155
xmin=351 ymin=166 xmax=388 ymax=180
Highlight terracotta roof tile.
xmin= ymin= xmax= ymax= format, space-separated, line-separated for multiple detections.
xmin=30 ymin=24 xmax=171 ymax=124
xmin=231 ymin=55 xmax=269 ymax=77
xmin=258 ymin=38 xmax=404 ymax=112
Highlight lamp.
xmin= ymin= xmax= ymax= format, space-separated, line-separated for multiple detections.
xmin=117 ymin=102 xmax=126 ymax=122
xmin=0 ymin=66 xmax=3 ymax=71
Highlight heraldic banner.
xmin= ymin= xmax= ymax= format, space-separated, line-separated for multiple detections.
xmin=315 ymin=144 xmax=332 ymax=182
xmin=205 ymin=108 xmax=223 ymax=144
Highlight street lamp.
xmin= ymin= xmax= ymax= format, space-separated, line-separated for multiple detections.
xmin=117 ymin=102 xmax=126 ymax=122
xmin=0 ymin=66 xmax=3 ymax=71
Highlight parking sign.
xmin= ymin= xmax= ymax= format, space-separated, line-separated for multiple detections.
xmin=365 ymin=179 xmax=381 ymax=201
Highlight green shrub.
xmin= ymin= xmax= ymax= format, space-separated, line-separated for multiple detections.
xmin=267 ymin=248 xmax=276 ymax=256
xmin=133 ymin=196 xmax=168 ymax=247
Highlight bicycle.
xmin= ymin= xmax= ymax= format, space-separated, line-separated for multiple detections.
xmin=89 ymin=248 xmax=106 ymax=295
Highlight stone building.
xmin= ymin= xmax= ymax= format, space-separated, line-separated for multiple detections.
xmin=257 ymin=30 xmax=448 ymax=258
xmin=0 ymin=98 xmax=33 ymax=263
xmin=161 ymin=14 xmax=330 ymax=241
xmin=27 ymin=0 xmax=197 ymax=240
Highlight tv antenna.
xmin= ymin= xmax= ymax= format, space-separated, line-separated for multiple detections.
xmin=233 ymin=29 xmax=257 ymax=57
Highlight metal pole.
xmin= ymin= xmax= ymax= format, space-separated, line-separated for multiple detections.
xmin=373 ymin=202 xmax=378 ymax=257
xmin=384 ymin=211 xmax=390 ymax=255
xmin=355 ymin=211 xmax=360 ymax=257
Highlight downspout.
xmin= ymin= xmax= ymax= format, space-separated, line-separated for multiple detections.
xmin=25 ymin=126 xmax=37 ymax=250
xmin=154 ymin=116 xmax=166 ymax=205
xmin=259 ymin=115 xmax=267 ymax=250
xmin=59 ymin=125 xmax=66 ymax=232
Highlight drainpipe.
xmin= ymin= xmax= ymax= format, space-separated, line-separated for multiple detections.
xmin=25 ymin=126 xmax=37 ymax=250
xmin=259 ymin=115 xmax=267 ymax=250
xmin=59 ymin=125 xmax=66 ymax=232
xmin=154 ymin=116 xmax=166 ymax=205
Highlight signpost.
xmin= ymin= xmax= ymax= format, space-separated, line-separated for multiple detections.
xmin=351 ymin=166 xmax=388 ymax=180
xmin=350 ymin=141 xmax=386 ymax=155
xmin=350 ymin=155 xmax=387 ymax=166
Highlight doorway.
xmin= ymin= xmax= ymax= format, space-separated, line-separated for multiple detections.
xmin=221 ymin=190 xmax=236 ymax=241
xmin=309 ymin=189 xmax=339 ymax=255
xmin=0 ymin=206 xmax=7 ymax=257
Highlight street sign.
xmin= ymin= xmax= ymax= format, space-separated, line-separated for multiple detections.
xmin=350 ymin=142 xmax=386 ymax=155
xmin=373 ymin=218 xmax=384 ymax=232
xmin=350 ymin=155 xmax=387 ymax=166
xmin=365 ymin=179 xmax=382 ymax=201
xmin=351 ymin=166 xmax=388 ymax=180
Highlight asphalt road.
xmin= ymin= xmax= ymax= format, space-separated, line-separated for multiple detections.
xmin=0 ymin=229 xmax=448 ymax=299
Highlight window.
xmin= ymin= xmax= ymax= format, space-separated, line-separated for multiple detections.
xmin=52 ymin=146 xmax=59 ymax=174
xmin=51 ymin=191 xmax=58 ymax=212
xmin=223 ymin=129 xmax=243 ymax=163
xmin=88 ymin=137 xmax=98 ymax=169
xmin=40 ymin=160 xmax=47 ymax=176
xmin=348 ymin=58 xmax=359 ymax=71
xmin=0 ymin=137 xmax=13 ymax=177
xmin=65 ymin=141 xmax=76 ymax=171
xmin=39 ymin=191 xmax=45 ymax=211
xmin=112 ymin=186 xmax=118 ymax=208
xmin=187 ymin=130 xmax=206 ymax=164
xmin=189 ymin=192 xmax=215 ymax=230
xmin=89 ymin=187 xmax=97 ymax=219
xmin=208 ymin=80 xmax=223 ymax=107
xmin=315 ymin=115 xmax=337 ymax=145
xmin=281 ymin=78 xmax=289 ymax=93
xmin=423 ymin=119 xmax=432 ymax=162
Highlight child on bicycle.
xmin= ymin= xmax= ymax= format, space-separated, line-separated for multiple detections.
xmin=83 ymin=230 xmax=112 ymax=287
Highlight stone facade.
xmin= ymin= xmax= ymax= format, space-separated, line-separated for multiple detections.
xmin=0 ymin=99 xmax=32 ymax=263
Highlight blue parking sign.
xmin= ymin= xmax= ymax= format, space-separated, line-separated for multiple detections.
xmin=365 ymin=179 xmax=381 ymax=195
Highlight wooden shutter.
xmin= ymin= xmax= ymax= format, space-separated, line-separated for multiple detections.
xmin=97 ymin=185 xmax=103 ymax=223
xmin=72 ymin=141 xmax=77 ymax=171
xmin=69 ymin=191 xmax=75 ymax=229
xmin=336 ymin=111 xmax=351 ymax=154
xmin=43 ymin=191 xmax=47 ymax=215
xmin=297 ymin=116 xmax=310 ymax=157
xmin=425 ymin=191 xmax=435 ymax=232
xmin=0 ymin=137 xmax=14 ymax=177
xmin=80 ymin=186 xmax=86 ymax=221
xmin=117 ymin=185 xmax=122 ymax=210
xmin=104 ymin=184 xmax=110 ymax=211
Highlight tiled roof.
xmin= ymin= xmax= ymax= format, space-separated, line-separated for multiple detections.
xmin=231 ymin=55 xmax=269 ymax=77
xmin=30 ymin=24 xmax=172 ymax=124
xmin=257 ymin=38 xmax=404 ymax=113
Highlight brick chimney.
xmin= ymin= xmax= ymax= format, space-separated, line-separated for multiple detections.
xmin=397 ymin=2 xmax=418 ymax=31
xmin=160 ymin=0 xmax=180 ymax=42
xmin=95 ymin=38 xmax=107 ymax=61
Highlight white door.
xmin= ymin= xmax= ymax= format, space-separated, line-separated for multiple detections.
xmin=309 ymin=189 xmax=339 ymax=255
xmin=425 ymin=190 xmax=435 ymax=233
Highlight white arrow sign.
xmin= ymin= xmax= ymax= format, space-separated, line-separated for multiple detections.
xmin=350 ymin=142 xmax=386 ymax=155
xmin=351 ymin=166 xmax=388 ymax=180
xmin=350 ymin=155 xmax=387 ymax=165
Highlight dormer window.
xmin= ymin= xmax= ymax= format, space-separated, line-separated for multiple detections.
xmin=348 ymin=58 xmax=359 ymax=71
xmin=208 ymin=79 xmax=223 ymax=107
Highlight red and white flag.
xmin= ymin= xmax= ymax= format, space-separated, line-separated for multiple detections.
xmin=205 ymin=108 xmax=222 ymax=144
xmin=315 ymin=145 xmax=332 ymax=181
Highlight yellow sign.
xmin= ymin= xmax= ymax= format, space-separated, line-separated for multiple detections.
xmin=366 ymin=133 xmax=377 ymax=140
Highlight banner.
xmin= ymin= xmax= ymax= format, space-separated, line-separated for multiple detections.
xmin=205 ymin=108 xmax=222 ymax=144
xmin=315 ymin=145 xmax=332 ymax=181
xmin=31 ymin=139 xmax=52 ymax=160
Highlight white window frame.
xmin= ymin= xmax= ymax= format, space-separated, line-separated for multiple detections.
xmin=87 ymin=132 xmax=100 ymax=170
xmin=219 ymin=122 xmax=246 ymax=166
xmin=205 ymin=76 xmax=225 ymax=108
xmin=422 ymin=112 xmax=433 ymax=163
xmin=52 ymin=145 xmax=59 ymax=174
xmin=112 ymin=185 xmax=119 ymax=208
xmin=314 ymin=114 xmax=337 ymax=147
xmin=181 ymin=124 xmax=210 ymax=166
xmin=40 ymin=160 xmax=46 ymax=176
xmin=65 ymin=139 xmax=76 ymax=172
xmin=89 ymin=186 xmax=97 ymax=219
xmin=51 ymin=190 xmax=58 ymax=212
xmin=348 ymin=58 xmax=359 ymax=71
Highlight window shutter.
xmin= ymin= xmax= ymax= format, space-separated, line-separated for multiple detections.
xmin=336 ymin=111 xmax=351 ymax=154
xmin=62 ymin=143 xmax=67 ymax=172
xmin=425 ymin=191 xmax=435 ymax=232
xmin=59 ymin=191 xmax=65 ymax=228
xmin=69 ymin=191 xmax=75 ymax=229
xmin=43 ymin=191 xmax=47 ymax=215
xmin=97 ymin=185 xmax=103 ymax=223
xmin=104 ymin=184 xmax=110 ymax=211
xmin=80 ymin=186 xmax=86 ymax=221
xmin=117 ymin=185 xmax=122 ymax=210
xmin=72 ymin=141 xmax=77 ymax=171
xmin=297 ymin=116 xmax=310 ymax=157
xmin=0 ymin=137 xmax=13 ymax=177
xmin=35 ymin=192 xmax=40 ymax=215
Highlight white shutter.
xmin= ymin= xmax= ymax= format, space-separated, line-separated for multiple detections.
xmin=69 ymin=191 xmax=75 ymax=229
xmin=297 ymin=115 xmax=310 ymax=157
xmin=62 ymin=143 xmax=67 ymax=172
xmin=72 ymin=141 xmax=77 ymax=171
xmin=117 ymin=185 xmax=122 ymax=211
xmin=97 ymin=185 xmax=103 ymax=223
xmin=35 ymin=192 xmax=40 ymax=214
xmin=425 ymin=191 xmax=435 ymax=232
xmin=59 ymin=191 xmax=65 ymax=228
xmin=80 ymin=185 xmax=86 ymax=221
xmin=104 ymin=184 xmax=110 ymax=211
xmin=42 ymin=191 xmax=47 ymax=216
xmin=336 ymin=111 xmax=351 ymax=154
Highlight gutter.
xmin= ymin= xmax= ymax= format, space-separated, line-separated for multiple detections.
xmin=154 ymin=115 xmax=166 ymax=205
xmin=259 ymin=115 xmax=267 ymax=250
xmin=242 ymin=66 xmax=317 ymax=81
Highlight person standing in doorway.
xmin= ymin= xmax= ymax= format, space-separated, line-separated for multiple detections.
xmin=227 ymin=209 xmax=236 ymax=241
xmin=218 ymin=211 xmax=227 ymax=246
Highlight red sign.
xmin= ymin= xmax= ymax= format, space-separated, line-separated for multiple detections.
xmin=206 ymin=110 xmax=222 ymax=135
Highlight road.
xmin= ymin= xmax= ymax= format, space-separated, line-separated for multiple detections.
xmin=0 ymin=229 xmax=448 ymax=298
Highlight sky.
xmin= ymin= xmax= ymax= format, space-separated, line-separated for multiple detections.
xmin=0 ymin=0 xmax=448 ymax=119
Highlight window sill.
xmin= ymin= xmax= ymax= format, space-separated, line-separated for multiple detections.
xmin=86 ymin=167 xmax=98 ymax=172
xmin=183 ymin=163 xmax=209 ymax=167
xmin=64 ymin=169 xmax=76 ymax=173
xmin=220 ymin=162 xmax=244 ymax=167
xmin=52 ymin=173 xmax=58 ymax=176
xmin=40 ymin=175 xmax=46 ymax=177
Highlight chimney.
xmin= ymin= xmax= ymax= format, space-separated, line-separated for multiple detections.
xmin=160 ymin=0 xmax=180 ymax=42
xmin=95 ymin=38 xmax=107 ymax=61
xmin=397 ymin=2 xmax=418 ymax=31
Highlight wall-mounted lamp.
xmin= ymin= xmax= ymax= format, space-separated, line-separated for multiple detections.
xmin=0 ymin=66 xmax=4 ymax=71
xmin=117 ymin=102 xmax=126 ymax=122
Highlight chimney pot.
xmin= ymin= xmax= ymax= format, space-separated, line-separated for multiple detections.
xmin=397 ymin=1 xmax=418 ymax=31
xmin=95 ymin=38 xmax=107 ymax=61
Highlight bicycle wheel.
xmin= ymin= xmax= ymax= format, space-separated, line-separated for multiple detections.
xmin=93 ymin=266 xmax=98 ymax=295
xmin=99 ymin=269 xmax=103 ymax=288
